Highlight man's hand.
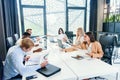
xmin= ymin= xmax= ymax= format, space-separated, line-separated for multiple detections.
xmin=33 ymin=48 xmax=42 ymax=53
xmin=24 ymin=56 xmax=30 ymax=61
xmin=40 ymin=60 xmax=48 ymax=68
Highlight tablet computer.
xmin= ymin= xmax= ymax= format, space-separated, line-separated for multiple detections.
xmin=36 ymin=64 xmax=61 ymax=77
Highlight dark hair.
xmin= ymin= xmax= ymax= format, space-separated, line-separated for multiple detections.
xmin=26 ymin=28 xmax=32 ymax=32
xmin=85 ymin=32 xmax=95 ymax=42
xmin=22 ymin=32 xmax=31 ymax=39
xmin=58 ymin=28 xmax=64 ymax=34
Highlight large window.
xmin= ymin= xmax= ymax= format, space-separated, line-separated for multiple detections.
xmin=18 ymin=0 xmax=46 ymax=36
xmin=66 ymin=0 xmax=90 ymax=33
xmin=46 ymin=0 xmax=66 ymax=35
xmin=23 ymin=8 xmax=44 ymax=35
xmin=18 ymin=0 xmax=90 ymax=36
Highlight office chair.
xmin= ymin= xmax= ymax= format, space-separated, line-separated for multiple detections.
xmin=6 ymin=37 xmax=14 ymax=50
xmin=13 ymin=33 xmax=19 ymax=43
xmin=65 ymin=31 xmax=74 ymax=43
xmin=99 ymin=34 xmax=115 ymax=65
xmin=112 ymin=35 xmax=120 ymax=64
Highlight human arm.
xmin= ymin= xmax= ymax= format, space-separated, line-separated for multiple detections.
xmin=33 ymin=48 xmax=42 ymax=53
xmin=87 ymin=42 xmax=104 ymax=59
xmin=11 ymin=53 xmax=47 ymax=76
xmin=62 ymin=47 xmax=77 ymax=52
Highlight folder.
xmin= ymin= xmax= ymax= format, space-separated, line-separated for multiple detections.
xmin=36 ymin=64 xmax=61 ymax=77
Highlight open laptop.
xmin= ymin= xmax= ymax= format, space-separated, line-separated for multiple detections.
xmin=57 ymin=39 xmax=65 ymax=48
xmin=57 ymin=39 xmax=70 ymax=49
xmin=49 ymin=37 xmax=57 ymax=43
xmin=36 ymin=64 xmax=61 ymax=77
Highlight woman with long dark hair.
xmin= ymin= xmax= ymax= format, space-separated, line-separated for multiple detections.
xmin=58 ymin=28 xmax=68 ymax=42
xmin=81 ymin=32 xmax=103 ymax=59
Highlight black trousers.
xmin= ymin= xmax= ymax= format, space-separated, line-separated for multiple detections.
xmin=9 ymin=74 xmax=22 ymax=80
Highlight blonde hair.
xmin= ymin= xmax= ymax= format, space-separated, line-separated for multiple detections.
xmin=77 ymin=27 xmax=84 ymax=36
xmin=20 ymin=38 xmax=34 ymax=49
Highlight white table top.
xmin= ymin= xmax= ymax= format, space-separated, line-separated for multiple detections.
xmin=22 ymin=42 xmax=118 ymax=80
xmin=22 ymin=45 xmax=77 ymax=80
xmin=56 ymin=49 xmax=118 ymax=80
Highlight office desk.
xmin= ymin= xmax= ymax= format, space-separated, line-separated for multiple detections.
xmin=23 ymin=42 xmax=118 ymax=80
xmin=56 ymin=49 xmax=118 ymax=80
xmin=22 ymin=45 xmax=77 ymax=80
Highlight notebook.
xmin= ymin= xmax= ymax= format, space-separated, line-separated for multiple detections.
xmin=36 ymin=64 xmax=61 ymax=77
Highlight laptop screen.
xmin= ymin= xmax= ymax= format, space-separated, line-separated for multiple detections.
xmin=57 ymin=39 xmax=64 ymax=48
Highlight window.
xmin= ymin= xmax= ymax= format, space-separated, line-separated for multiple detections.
xmin=18 ymin=0 xmax=46 ymax=36
xmin=18 ymin=0 xmax=90 ymax=36
xmin=66 ymin=0 xmax=90 ymax=33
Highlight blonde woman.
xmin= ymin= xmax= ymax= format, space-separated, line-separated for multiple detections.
xmin=74 ymin=27 xmax=84 ymax=45
xmin=62 ymin=27 xmax=84 ymax=52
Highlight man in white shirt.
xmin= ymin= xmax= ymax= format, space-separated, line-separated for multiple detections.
xmin=3 ymin=38 xmax=48 ymax=80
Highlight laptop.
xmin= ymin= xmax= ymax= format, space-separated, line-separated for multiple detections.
xmin=57 ymin=39 xmax=71 ymax=49
xmin=49 ymin=37 xmax=57 ymax=43
xmin=57 ymin=39 xmax=65 ymax=48
xmin=36 ymin=64 xmax=61 ymax=77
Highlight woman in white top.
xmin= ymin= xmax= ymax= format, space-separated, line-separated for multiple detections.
xmin=58 ymin=28 xmax=68 ymax=42
xmin=74 ymin=27 xmax=84 ymax=45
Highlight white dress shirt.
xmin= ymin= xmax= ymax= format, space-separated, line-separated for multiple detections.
xmin=3 ymin=45 xmax=40 ymax=80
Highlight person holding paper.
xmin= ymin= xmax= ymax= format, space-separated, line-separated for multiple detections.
xmin=3 ymin=38 xmax=48 ymax=80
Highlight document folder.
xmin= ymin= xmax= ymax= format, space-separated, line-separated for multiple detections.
xmin=36 ymin=64 xmax=61 ymax=77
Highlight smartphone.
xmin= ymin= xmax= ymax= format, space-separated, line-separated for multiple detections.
xmin=26 ymin=75 xmax=37 ymax=80
xmin=71 ymin=56 xmax=84 ymax=60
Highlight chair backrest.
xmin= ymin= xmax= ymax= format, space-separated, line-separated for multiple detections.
xmin=99 ymin=34 xmax=115 ymax=64
xmin=13 ymin=33 xmax=19 ymax=43
xmin=65 ymin=31 xmax=73 ymax=43
xmin=6 ymin=37 xmax=14 ymax=50
xmin=0 ymin=58 xmax=3 ymax=80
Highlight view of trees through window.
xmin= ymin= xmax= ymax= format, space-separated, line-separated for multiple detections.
xmin=104 ymin=0 xmax=120 ymax=22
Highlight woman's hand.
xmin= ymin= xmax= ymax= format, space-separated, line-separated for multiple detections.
xmin=86 ymin=53 xmax=93 ymax=57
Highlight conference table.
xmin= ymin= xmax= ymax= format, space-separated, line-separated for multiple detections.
xmin=22 ymin=41 xmax=118 ymax=80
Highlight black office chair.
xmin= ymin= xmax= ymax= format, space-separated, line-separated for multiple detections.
xmin=99 ymin=34 xmax=116 ymax=65
xmin=0 ymin=58 xmax=3 ymax=80
xmin=112 ymin=35 xmax=120 ymax=64
xmin=6 ymin=37 xmax=14 ymax=50
xmin=65 ymin=31 xmax=74 ymax=43
xmin=13 ymin=33 xmax=19 ymax=43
